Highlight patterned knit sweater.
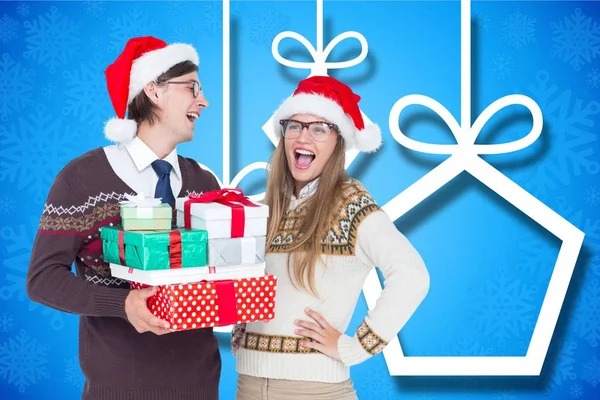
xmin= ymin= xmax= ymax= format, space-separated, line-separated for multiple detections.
xmin=235 ymin=179 xmax=430 ymax=383
xmin=26 ymin=148 xmax=221 ymax=400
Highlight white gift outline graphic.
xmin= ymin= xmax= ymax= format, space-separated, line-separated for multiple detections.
xmin=360 ymin=0 xmax=586 ymax=376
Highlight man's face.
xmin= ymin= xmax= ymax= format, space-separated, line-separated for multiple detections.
xmin=156 ymin=71 xmax=209 ymax=143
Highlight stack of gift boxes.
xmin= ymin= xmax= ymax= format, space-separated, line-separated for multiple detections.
xmin=100 ymin=191 xmax=277 ymax=331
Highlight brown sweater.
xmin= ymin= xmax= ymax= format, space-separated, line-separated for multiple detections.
xmin=27 ymin=148 xmax=221 ymax=400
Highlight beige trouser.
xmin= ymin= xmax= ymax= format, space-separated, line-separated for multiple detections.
xmin=236 ymin=373 xmax=359 ymax=400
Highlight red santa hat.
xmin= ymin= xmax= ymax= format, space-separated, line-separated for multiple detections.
xmin=104 ymin=36 xmax=199 ymax=143
xmin=273 ymin=76 xmax=382 ymax=152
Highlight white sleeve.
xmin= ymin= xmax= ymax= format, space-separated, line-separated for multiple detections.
xmin=337 ymin=210 xmax=430 ymax=366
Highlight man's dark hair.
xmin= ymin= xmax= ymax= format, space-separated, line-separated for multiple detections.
xmin=127 ymin=61 xmax=198 ymax=125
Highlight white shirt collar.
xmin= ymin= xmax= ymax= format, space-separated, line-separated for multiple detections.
xmin=125 ymin=136 xmax=181 ymax=179
xmin=293 ymin=178 xmax=319 ymax=201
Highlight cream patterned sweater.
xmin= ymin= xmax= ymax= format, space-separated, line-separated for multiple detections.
xmin=235 ymin=179 xmax=430 ymax=383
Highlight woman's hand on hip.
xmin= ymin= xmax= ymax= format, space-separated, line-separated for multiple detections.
xmin=295 ymin=308 xmax=342 ymax=361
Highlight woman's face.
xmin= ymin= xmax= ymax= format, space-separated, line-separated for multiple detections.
xmin=283 ymin=113 xmax=339 ymax=194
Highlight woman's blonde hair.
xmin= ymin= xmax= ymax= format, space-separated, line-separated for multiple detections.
xmin=264 ymin=132 xmax=349 ymax=295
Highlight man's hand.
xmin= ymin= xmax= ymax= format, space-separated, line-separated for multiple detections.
xmin=125 ymin=286 xmax=171 ymax=335
xmin=295 ymin=308 xmax=342 ymax=360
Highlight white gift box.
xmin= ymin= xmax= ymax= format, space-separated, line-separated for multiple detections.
xmin=175 ymin=197 xmax=269 ymax=239
xmin=110 ymin=262 xmax=266 ymax=286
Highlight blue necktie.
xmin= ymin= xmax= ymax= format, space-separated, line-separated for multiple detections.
xmin=151 ymin=160 xmax=175 ymax=206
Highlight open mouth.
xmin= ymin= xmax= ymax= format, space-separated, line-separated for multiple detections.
xmin=186 ymin=112 xmax=199 ymax=124
xmin=294 ymin=148 xmax=315 ymax=170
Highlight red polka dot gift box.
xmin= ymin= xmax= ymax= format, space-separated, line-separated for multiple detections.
xmin=131 ymin=275 xmax=277 ymax=331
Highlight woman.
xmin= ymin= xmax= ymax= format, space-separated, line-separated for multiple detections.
xmin=233 ymin=76 xmax=430 ymax=399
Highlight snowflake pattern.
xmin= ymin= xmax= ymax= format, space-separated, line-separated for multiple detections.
xmin=40 ymin=82 xmax=57 ymax=98
xmin=0 ymin=329 xmax=49 ymax=392
xmin=0 ymin=195 xmax=16 ymax=215
xmin=552 ymin=8 xmax=600 ymax=71
xmin=0 ymin=14 xmax=19 ymax=44
xmin=0 ymin=53 xmax=34 ymax=122
xmin=64 ymin=356 xmax=84 ymax=389
xmin=62 ymin=56 xmax=111 ymax=125
xmin=502 ymin=9 xmax=536 ymax=50
xmin=249 ymin=6 xmax=290 ymax=46
xmin=550 ymin=341 xmax=578 ymax=387
xmin=491 ymin=54 xmax=513 ymax=79
xmin=353 ymin=362 xmax=399 ymax=400
xmin=574 ymin=279 xmax=600 ymax=347
xmin=582 ymin=356 xmax=600 ymax=387
xmin=569 ymin=383 xmax=584 ymax=398
xmin=199 ymin=1 xmax=222 ymax=35
xmin=107 ymin=7 xmax=157 ymax=54
xmin=23 ymin=6 xmax=81 ymax=74
xmin=0 ymin=313 xmax=14 ymax=333
xmin=587 ymin=69 xmax=600 ymax=89
xmin=16 ymin=3 xmax=31 ymax=18
xmin=476 ymin=13 xmax=492 ymax=33
xmin=84 ymin=0 xmax=105 ymax=17
xmin=471 ymin=268 xmax=538 ymax=347
xmin=494 ymin=392 xmax=517 ymax=400
xmin=166 ymin=0 xmax=184 ymax=16
xmin=514 ymin=224 xmax=558 ymax=284
xmin=445 ymin=331 xmax=494 ymax=356
xmin=90 ymin=35 xmax=102 ymax=49
xmin=0 ymin=107 xmax=80 ymax=203
xmin=525 ymin=71 xmax=599 ymax=199
xmin=0 ymin=217 xmax=65 ymax=330
xmin=585 ymin=186 xmax=600 ymax=206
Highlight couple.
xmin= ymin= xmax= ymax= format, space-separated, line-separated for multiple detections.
xmin=27 ymin=37 xmax=430 ymax=400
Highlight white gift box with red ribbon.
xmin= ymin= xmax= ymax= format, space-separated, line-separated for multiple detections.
xmin=175 ymin=189 xmax=269 ymax=239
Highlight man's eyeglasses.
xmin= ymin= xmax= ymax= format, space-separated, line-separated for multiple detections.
xmin=279 ymin=119 xmax=338 ymax=142
xmin=161 ymin=80 xmax=202 ymax=98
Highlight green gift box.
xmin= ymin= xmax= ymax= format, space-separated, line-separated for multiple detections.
xmin=120 ymin=203 xmax=172 ymax=231
xmin=101 ymin=225 xmax=208 ymax=271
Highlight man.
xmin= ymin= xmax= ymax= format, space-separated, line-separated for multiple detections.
xmin=27 ymin=36 xmax=221 ymax=399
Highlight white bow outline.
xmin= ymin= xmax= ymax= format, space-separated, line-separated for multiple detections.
xmin=390 ymin=94 xmax=542 ymax=156
xmin=271 ymin=0 xmax=368 ymax=77
xmin=361 ymin=0 xmax=585 ymax=377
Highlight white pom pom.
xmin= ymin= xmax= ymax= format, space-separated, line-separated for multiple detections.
xmin=355 ymin=123 xmax=382 ymax=152
xmin=104 ymin=118 xmax=138 ymax=144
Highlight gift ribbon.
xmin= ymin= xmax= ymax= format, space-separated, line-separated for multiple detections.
xmin=120 ymin=230 xmax=183 ymax=273
xmin=118 ymin=231 xmax=126 ymax=266
xmin=168 ymin=230 xmax=183 ymax=269
xmin=271 ymin=0 xmax=367 ymax=77
xmin=184 ymin=189 xmax=259 ymax=238
xmin=214 ymin=280 xmax=237 ymax=325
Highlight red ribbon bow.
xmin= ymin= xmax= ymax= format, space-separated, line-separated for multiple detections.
xmin=184 ymin=189 xmax=258 ymax=238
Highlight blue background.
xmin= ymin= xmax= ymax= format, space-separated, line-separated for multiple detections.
xmin=1 ymin=0 xmax=600 ymax=399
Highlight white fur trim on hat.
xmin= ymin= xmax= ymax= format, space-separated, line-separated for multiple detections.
xmin=104 ymin=117 xmax=138 ymax=144
xmin=273 ymin=92 xmax=382 ymax=152
xmin=128 ymin=43 xmax=199 ymax=104
xmin=273 ymin=93 xmax=358 ymax=148
xmin=355 ymin=123 xmax=382 ymax=152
